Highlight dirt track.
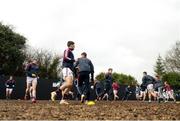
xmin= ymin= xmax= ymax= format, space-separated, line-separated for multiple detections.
xmin=0 ymin=100 xmax=179 ymax=120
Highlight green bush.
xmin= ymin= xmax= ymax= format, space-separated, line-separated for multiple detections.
xmin=95 ymin=72 xmax=137 ymax=85
xmin=162 ymin=72 xmax=180 ymax=86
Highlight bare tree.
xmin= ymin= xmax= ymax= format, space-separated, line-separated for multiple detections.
xmin=164 ymin=41 xmax=180 ymax=72
xmin=24 ymin=47 xmax=63 ymax=79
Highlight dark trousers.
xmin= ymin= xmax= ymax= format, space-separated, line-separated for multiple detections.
xmin=103 ymin=82 xmax=111 ymax=95
xmin=78 ymin=71 xmax=90 ymax=100
xmin=122 ymin=92 xmax=131 ymax=101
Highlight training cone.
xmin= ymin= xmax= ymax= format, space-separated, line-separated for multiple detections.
xmin=87 ymin=101 xmax=95 ymax=106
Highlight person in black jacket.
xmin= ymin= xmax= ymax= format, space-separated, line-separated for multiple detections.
xmin=142 ymin=72 xmax=156 ymax=102
xmin=122 ymin=85 xmax=132 ymax=101
xmin=154 ymin=75 xmax=166 ymax=103
xmin=24 ymin=59 xmax=39 ymax=103
xmin=59 ymin=41 xmax=75 ymax=105
xmin=102 ymin=68 xmax=113 ymax=100
xmin=5 ymin=76 xmax=15 ymax=99
xmin=74 ymin=52 xmax=94 ymax=103
xmin=94 ymin=80 xmax=105 ymax=101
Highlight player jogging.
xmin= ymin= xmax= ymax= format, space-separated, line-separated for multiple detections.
xmin=112 ymin=81 xmax=120 ymax=100
xmin=24 ymin=60 xmax=39 ymax=103
xmin=59 ymin=41 xmax=75 ymax=105
xmin=164 ymin=81 xmax=176 ymax=102
xmin=5 ymin=76 xmax=15 ymax=99
xmin=102 ymin=68 xmax=113 ymax=100
xmin=142 ymin=72 xmax=156 ymax=103
xmin=74 ymin=52 xmax=94 ymax=103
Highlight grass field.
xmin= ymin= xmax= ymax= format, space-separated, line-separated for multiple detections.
xmin=0 ymin=100 xmax=179 ymax=120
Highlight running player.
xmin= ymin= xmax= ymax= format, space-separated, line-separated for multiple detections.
xmin=102 ymin=68 xmax=113 ymax=100
xmin=59 ymin=41 xmax=75 ymax=104
xmin=5 ymin=76 xmax=15 ymax=99
xmin=154 ymin=75 xmax=165 ymax=103
xmin=122 ymin=85 xmax=132 ymax=101
xmin=164 ymin=81 xmax=176 ymax=102
xmin=24 ymin=59 xmax=39 ymax=103
xmin=112 ymin=81 xmax=120 ymax=100
xmin=135 ymin=84 xmax=142 ymax=100
xmin=74 ymin=52 xmax=94 ymax=103
xmin=142 ymin=72 xmax=156 ymax=102
xmin=140 ymin=83 xmax=147 ymax=101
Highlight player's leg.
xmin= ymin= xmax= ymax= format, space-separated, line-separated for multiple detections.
xmin=115 ymin=90 xmax=119 ymax=99
xmin=77 ymin=73 xmax=86 ymax=103
xmin=51 ymin=91 xmax=57 ymax=101
xmin=6 ymin=88 xmax=9 ymax=99
xmin=63 ymin=77 xmax=73 ymax=94
xmin=83 ymin=73 xmax=90 ymax=102
xmin=113 ymin=90 xmax=116 ymax=100
xmin=143 ymin=89 xmax=147 ymax=101
xmin=25 ymin=77 xmax=32 ymax=100
xmin=113 ymin=90 xmax=119 ymax=100
xmin=95 ymin=87 xmax=102 ymax=101
xmin=9 ymin=89 xmax=13 ymax=99
xmin=103 ymin=84 xmax=110 ymax=100
xmin=170 ymin=90 xmax=176 ymax=102
xmin=60 ymin=71 xmax=73 ymax=105
xmin=60 ymin=86 xmax=71 ymax=104
xmin=31 ymin=78 xmax=37 ymax=103
xmin=148 ymin=90 xmax=152 ymax=102
xmin=166 ymin=91 xmax=171 ymax=101
xmin=122 ymin=92 xmax=128 ymax=101
xmin=29 ymin=86 xmax=33 ymax=99
xmin=147 ymin=84 xmax=155 ymax=102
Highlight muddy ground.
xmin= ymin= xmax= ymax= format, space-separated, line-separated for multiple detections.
xmin=0 ymin=100 xmax=179 ymax=120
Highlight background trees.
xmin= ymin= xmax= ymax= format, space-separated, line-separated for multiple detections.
xmin=154 ymin=55 xmax=166 ymax=77
xmin=95 ymin=72 xmax=137 ymax=85
xmin=0 ymin=22 xmax=26 ymax=76
xmin=164 ymin=41 xmax=180 ymax=72
xmin=154 ymin=41 xmax=180 ymax=86
xmin=0 ymin=22 xmax=62 ymax=79
xmin=25 ymin=47 xmax=62 ymax=79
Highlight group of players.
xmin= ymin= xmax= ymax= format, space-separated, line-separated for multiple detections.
xmin=135 ymin=72 xmax=176 ymax=103
xmin=24 ymin=41 xmax=95 ymax=104
xmin=3 ymin=41 xmax=177 ymax=104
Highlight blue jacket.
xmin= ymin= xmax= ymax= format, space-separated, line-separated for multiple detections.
xmin=74 ymin=58 xmax=94 ymax=73
xmin=26 ymin=64 xmax=39 ymax=78
xmin=142 ymin=75 xmax=155 ymax=86
xmin=74 ymin=57 xmax=94 ymax=80
xmin=154 ymin=80 xmax=163 ymax=89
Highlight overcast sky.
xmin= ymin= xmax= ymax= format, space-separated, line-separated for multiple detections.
xmin=0 ymin=0 xmax=179 ymax=82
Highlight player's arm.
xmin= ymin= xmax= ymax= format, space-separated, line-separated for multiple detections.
xmin=5 ymin=80 xmax=8 ymax=87
xmin=89 ymin=60 xmax=94 ymax=83
xmin=142 ymin=76 xmax=146 ymax=85
xmin=25 ymin=64 xmax=32 ymax=76
xmin=74 ymin=58 xmax=79 ymax=68
xmin=12 ymin=80 xmax=15 ymax=88
xmin=74 ymin=59 xmax=79 ymax=78
xmin=35 ymin=66 xmax=40 ymax=78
